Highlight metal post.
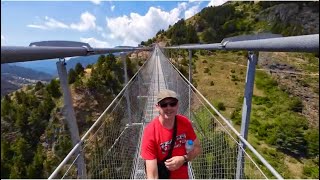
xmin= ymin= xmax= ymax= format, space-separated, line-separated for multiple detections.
xmin=188 ymin=49 xmax=192 ymax=120
xmin=121 ymin=53 xmax=132 ymax=125
xmin=156 ymin=49 xmax=160 ymax=92
xmin=56 ymin=59 xmax=86 ymax=178
xmin=236 ymin=51 xmax=258 ymax=179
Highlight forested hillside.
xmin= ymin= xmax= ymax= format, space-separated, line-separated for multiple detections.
xmin=1 ymin=54 xmax=146 ymax=178
xmin=142 ymin=1 xmax=319 ymax=46
xmin=141 ymin=1 xmax=319 ymax=179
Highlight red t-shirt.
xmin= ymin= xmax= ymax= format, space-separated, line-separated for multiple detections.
xmin=141 ymin=114 xmax=197 ymax=179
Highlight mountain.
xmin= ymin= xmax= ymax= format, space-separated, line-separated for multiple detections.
xmin=1 ymin=64 xmax=54 ymax=96
xmin=1 ymin=64 xmax=54 ymax=80
xmin=13 ymin=59 xmax=59 ymax=76
xmin=1 ymin=77 xmax=20 ymax=96
xmin=65 ymin=55 xmax=101 ymax=71
xmin=13 ymin=54 xmax=116 ymax=76
xmin=143 ymin=1 xmax=319 ymax=46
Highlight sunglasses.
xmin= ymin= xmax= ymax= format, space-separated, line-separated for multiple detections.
xmin=159 ymin=101 xmax=178 ymax=108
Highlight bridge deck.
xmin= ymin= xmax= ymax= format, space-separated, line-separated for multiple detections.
xmin=132 ymin=49 xmax=167 ymax=179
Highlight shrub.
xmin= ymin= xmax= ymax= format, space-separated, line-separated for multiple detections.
xmin=68 ymin=68 xmax=77 ymax=84
xmin=288 ymin=97 xmax=303 ymax=113
xmin=202 ymin=60 xmax=207 ymax=63
xmin=274 ymin=113 xmax=308 ymax=157
xmin=75 ymin=63 xmax=84 ymax=76
xmin=204 ymin=68 xmax=210 ymax=73
xmin=217 ymin=102 xmax=226 ymax=111
xmin=210 ymin=81 xmax=214 ymax=86
xmin=303 ymin=164 xmax=319 ymax=179
xmin=231 ymin=69 xmax=235 ymax=73
xmin=304 ymin=128 xmax=319 ymax=157
xmin=35 ymin=81 xmax=44 ymax=91
xmin=231 ymin=75 xmax=239 ymax=81
xmin=230 ymin=107 xmax=241 ymax=125
xmin=86 ymin=64 xmax=93 ymax=68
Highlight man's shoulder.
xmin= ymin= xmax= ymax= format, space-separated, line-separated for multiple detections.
xmin=144 ymin=117 xmax=159 ymax=130
xmin=176 ymin=114 xmax=191 ymax=123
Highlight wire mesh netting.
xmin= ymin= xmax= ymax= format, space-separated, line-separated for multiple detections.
xmin=51 ymin=46 xmax=280 ymax=179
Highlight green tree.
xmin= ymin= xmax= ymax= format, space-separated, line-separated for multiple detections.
xmin=1 ymin=95 xmax=12 ymax=118
xmin=15 ymin=90 xmax=27 ymax=104
xmin=38 ymin=92 xmax=55 ymax=120
xmin=10 ymin=137 xmax=33 ymax=178
xmin=35 ymin=81 xmax=45 ymax=91
xmin=275 ymin=113 xmax=308 ymax=156
xmin=86 ymin=64 xmax=93 ymax=68
xmin=26 ymin=145 xmax=45 ymax=178
xmin=75 ymin=63 xmax=84 ymax=76
xmin=186 ymin=25 xmax=199 ymax=43
xmin=202 ymin=28 xmax=217 ymax=43
xmin=68 ymin=68 xmax=77 ymax=84
xmin=46 ymin=79 xmax=62 ymax=98
xmin=1 ymin=139 xmax=13 ymax=178
xmin=15 ymin=105 xmax=29 ymax=134
xmin=304 ymin=129 xmax=319 ymax=157
xmin=97 ymin=55 xmax=106 ymax=66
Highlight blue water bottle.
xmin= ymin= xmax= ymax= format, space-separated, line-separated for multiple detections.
xmin=185 ymin=140 xmax=194 ymax=153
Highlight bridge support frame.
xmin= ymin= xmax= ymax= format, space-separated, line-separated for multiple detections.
xmin=121 ymin=53 xmax=132 ymax=125
xmin=236 ymin=51 xmax=258 ymax=179
xmin=56 ymin=59 xmax=86 ymax=178
xmin=188 ymin=49 xmax=192 ymax=120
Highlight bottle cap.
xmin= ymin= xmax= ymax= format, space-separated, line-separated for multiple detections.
xmin=187 ymin=140 xmax=193 ymax=145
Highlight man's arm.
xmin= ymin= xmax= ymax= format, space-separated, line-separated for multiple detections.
xmin=145 ymin=159 xmax=158 ymax=179
xmin=186 ymin=138 xmax=201 ymax=161
xmin=164 ymin=138 xmax=202 ymax=171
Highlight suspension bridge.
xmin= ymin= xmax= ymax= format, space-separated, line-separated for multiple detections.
xmin=1 ymin=34 xmax=319 ymax=179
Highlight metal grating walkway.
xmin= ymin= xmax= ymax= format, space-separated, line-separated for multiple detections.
xmin=132 ymin=48 xmax=167 ymax=179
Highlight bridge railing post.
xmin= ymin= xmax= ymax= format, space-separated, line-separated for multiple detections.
xmin=236 ymin=51 xmax=258 ymax=179
xmin=56 ymin=59 xmax=86 ymax=179
xmin=121 ymin=53 xmax=132 ymax=125
xmin=188 ymin=49 xmax=192 ymax=120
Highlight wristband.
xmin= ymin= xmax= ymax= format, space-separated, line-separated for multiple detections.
xmin=183 ymin=155 xmax=188 ymax=163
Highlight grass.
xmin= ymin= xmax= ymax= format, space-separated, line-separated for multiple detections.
xmin=191 ymin=50 xmax=319 ymax=179
xmin=193 ymin=51 xmax=264 ymax=119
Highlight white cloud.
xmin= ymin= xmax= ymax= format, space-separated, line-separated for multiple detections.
xmin=44 ymin=16 xmax=69 ymax=29
xmin=101 ymin=32 xmax=108 ymax=39
xmin=70 ymin=12 xmax=96 ymax=31
xmin=111 ymin=5 xmax=115 ymax=12
xmin=27 ymin=24 xmax=48 ymax=30
xmin=80 ymin=37 xmax=111 ymax=48
xmin=28 ymin=12 xmax=97 ymax=32
xmin=28 ymin=16 xmax=68 ymax=30
xmin=170 ymin=2 xmax=188 ymax=19
xmin=1 ymin=35 xmax=5 ymax=44
xmin=97 ymin=26 xmax=103 ymax=32
xmin=106 ymin=5 xmax=185 ymax=46
xmin=90 ymin=0 xmax=101 ymax=5
xmin=207 ymin=0 xmax=228 ymax=7
xmin=185 ymin=4 xmax=200 ymax=19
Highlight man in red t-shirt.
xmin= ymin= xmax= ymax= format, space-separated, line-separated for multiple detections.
xmin=141 ymin=89 xmax=202 ymax=179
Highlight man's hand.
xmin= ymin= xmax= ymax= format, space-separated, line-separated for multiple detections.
xmin=164 ymin=156 xmax=185 ymax=171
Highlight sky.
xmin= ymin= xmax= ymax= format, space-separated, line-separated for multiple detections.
xmin=1 ymin=0 xmax=228 ymax=48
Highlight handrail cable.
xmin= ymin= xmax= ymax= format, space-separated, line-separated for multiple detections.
xmin=165 ymin=34 xmax=318 ymax=52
